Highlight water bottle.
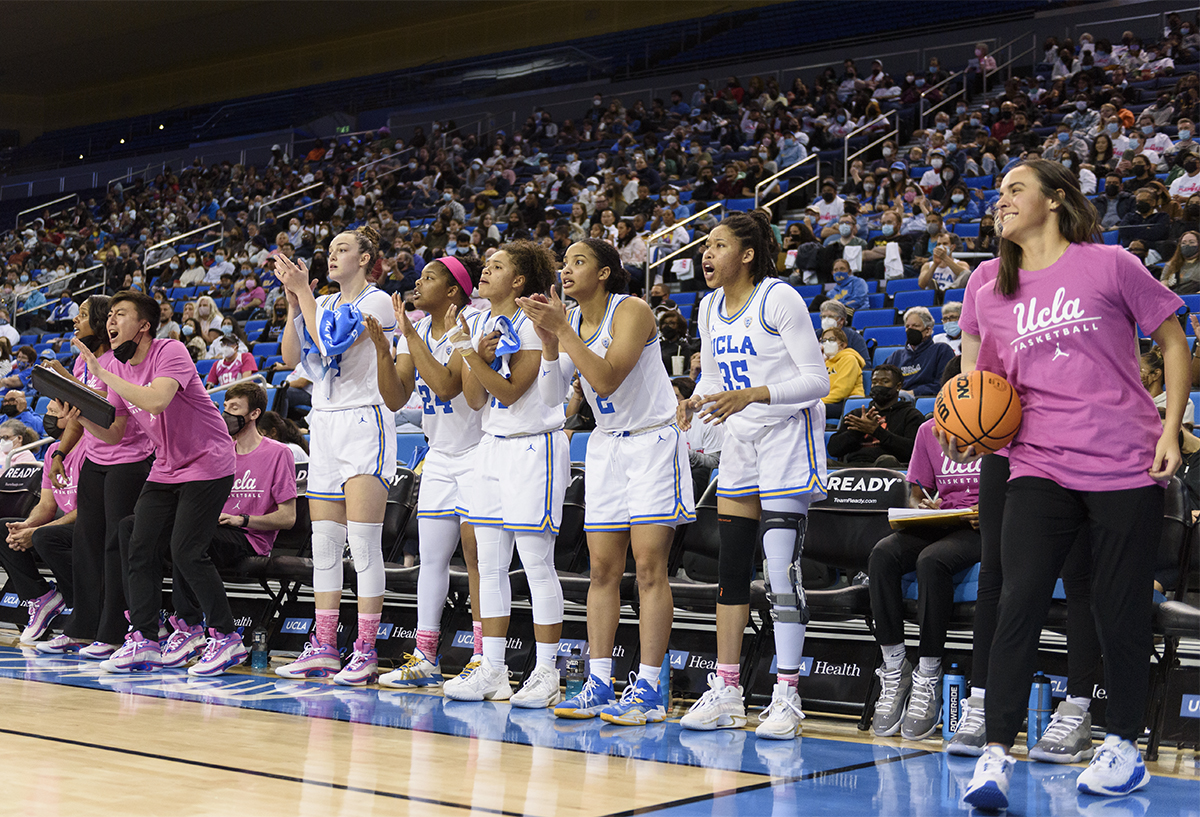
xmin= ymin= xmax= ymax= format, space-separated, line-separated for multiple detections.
xmin=660 ymin=652 xmax=672 ymax=711
xmin=1027 ymin=672 xmax=1052 ymax=749
xmin=942 ymin=662 xmax=966 ymax=740
xmin=565 ymin=647 xmax=585 ymax=699
xmin=250 ymin=626 xmax=270 ymax=670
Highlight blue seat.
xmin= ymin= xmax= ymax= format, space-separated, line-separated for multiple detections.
xmin=1102 ymin=231 xmax=1119 ymax=245
xmin=873 ymin=345 xmax=903 ymax=366
xmin=915 ymin=397 xmax=937 ymax=416
xmin=271 ymin=369 xmax=293 ymax=386
xmin=677 ymin=303 xmax=693 ymax=320
xmin=724 ymin=198 xmax=755 ymax=212
xmin=252 ymin=342 xmax=280 ymax=358
xmin=953 ymin=223 xmax=980 ymax=238
xmin=868 ymin=293 xmax=886 ymax=308
xmin=851 ymin=309 xmax=895 ymax=330
xmin=793 ymin=284 xmax=822 ymax=298
xmin=569 ymin=431 xmax=590 ymax=462
xmin=810 ymin=312 xmax=824 ymax=331
xmin=34 ymin=397 xmax=50 ymax=414
xmin=903 ymin=563 xmax=980 ymax=602
xmin=885 ymin=278 xmax=922 ymax=295
xmin=1180 ymin=295 xmax=1200 ymax=315
xmin=245 ymin=320 xmax=269 ymax=336
xmin=263 ymin=355 xmax=284 ymax=368
xmin=865 ymin=326 xmax=907 ymax=346
xmin=894 ymin=290 xmax=936 ymax=310
xmin=943 ymin=288 xmax=966 ymax=303
xmin=963 ymin=174 xmax=994 ymax=189
xmin=843 ymin=397 xmax=872 ymax=416
xmin=196 ymin=359 xmax=216 ymax=377
xmin=673 ymin=292 xmax=698 ymax=306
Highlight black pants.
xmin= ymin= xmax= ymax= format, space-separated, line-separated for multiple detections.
xmin=124 ymin=476 xmax=236 ymax=639
xmin=65 ymin=457 xmax=152 ymax=643
xmin=118 ymin=519 xmax=255 ymax=628
xmin=0 ymin=520 xmax=74 ymax=603
xmin=986 ymin=477 xmax=1162 ymax=745
xmin=869 ymin=526 xmax=981 ymax=657
xmin=974 ymin=456 xmax=1100 ymax=699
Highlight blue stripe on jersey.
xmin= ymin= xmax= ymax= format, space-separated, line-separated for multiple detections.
xmin=416 ymin=509 xmax=460 ymax=519
xmin=308 ymin=489 xmax=347 ymax=501
xmin=800 ymin=406 xmax=827 ymax=493
xmin=759 ymin=279 xmax=783 ymax=336
xmin=581 ymin=293 xmax=615 ymax=345
xmin=717 ymin=278 xmax=766 ymax=324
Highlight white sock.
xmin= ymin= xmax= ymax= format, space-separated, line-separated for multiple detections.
xmin=881 ymin=643 xmax=906 ymax=670
xmin=590 ymin=657 xmax=613 ymax=682
xmin=1066 ymin=695 xmax=1090 ymax=712
xmin=917 ymin=656 xmax=942 ymax=676
xmin=482 ymin=636 xmax=506 ymax=668
xmin=971 ymin=687 xmax=986 ymax=701
xmin=535 ymin=640 xmax=557 ymax=670
xmin=637 ymin=663 xmax=660 ymax=689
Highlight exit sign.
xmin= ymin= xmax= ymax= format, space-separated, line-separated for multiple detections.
xmin=336 ymin=125 xmax=350 ymax=134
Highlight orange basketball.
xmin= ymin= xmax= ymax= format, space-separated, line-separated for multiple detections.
xmin=934 ymin=370 xmax=1022 ymax=454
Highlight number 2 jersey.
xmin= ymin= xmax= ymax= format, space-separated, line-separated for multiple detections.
xmin=475 ymin=308 xmax=566 ymax=437
xmin=394 ymin=306 xmax=485 ymax=456
xmin=696 ymin=278 xmax=830 ymax=442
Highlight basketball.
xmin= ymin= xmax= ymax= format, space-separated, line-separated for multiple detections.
xmin=934 ymin=370 xmax=1022 ymax=454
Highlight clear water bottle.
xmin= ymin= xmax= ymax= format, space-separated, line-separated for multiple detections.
xmin=942 ymin=662 xmax=966 ymax=740
xmin=564 ymin=647 xmax=585 ymax=699
xmin=1027 ymin=672 xmax=1052 ymax=749
xmin=250 ymin=626 xmax=270 ymax=670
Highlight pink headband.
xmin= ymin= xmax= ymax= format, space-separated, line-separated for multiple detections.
xmin=439 ymin=256 xmax=474 ymax=297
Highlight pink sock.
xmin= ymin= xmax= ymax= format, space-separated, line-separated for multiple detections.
xmin=778 ymin=671 xmax=800 ymax=689
xmin=717 ymin=663 xmax=740 ymax=689
xmin=358 ymin=612 xmax=381 ymax=653
xmin=315 ymin=608 xmax=338 ymax=648
xmin=415 ymin=627 xmax=439 ymax=660
xmin=472 ymin=621 xmax=483 ymax=656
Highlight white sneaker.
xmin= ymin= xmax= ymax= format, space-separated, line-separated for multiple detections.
xmin=78 ymin=641 xmax=120 ymax=660
xmin=755 ymin=681 xmax=805 ymax=740
xmin=1076 ymin=735 xmax=1149 ymax=797
xmin=510 ymin=664 xmax=563 ymax=709
xmin=680 ymin=672 xmax=746 ymax=731
xmin=379 ymin=651 xmax=443 ymax=689
xmin=962 ymin=745 xmax=1015 ymax=811
xmin=34 ymin=634 xmax=86 ymax=654
xmin=443 ymin=658 xmax=512 ymax=702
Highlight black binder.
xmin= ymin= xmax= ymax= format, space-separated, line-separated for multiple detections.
xmin=31 ymin=365 xmax=117 ymax=429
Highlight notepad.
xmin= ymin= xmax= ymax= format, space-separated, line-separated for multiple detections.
xmin=887 ymin=507 xmax=978 ymax=529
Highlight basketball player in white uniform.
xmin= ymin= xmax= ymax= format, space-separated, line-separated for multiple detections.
xmin=677 ymin=211 xmax=830 ymax=740
xmin=274 ymin=227 xmax=397 ymax=686
xmin=442 ymin=240 xmax=569 ymax=708
xmin=519 ymin=238 xmax=694 ymax=726
xmin=364 ymin=256 xmax=488 ymax=688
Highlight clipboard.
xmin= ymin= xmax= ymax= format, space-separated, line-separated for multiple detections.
xmin=31 ymin=365 xmax=117 ymax=429
xmin=888 ymin=507 xmax=978 ymax=530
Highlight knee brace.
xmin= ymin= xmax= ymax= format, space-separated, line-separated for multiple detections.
xmin=347 ymin=521 xmax=385 ymax=598
xmin=761 ymin=511 xmax=810 ymax=625
xmin=717 ymin=515 xmax=758 ymax=606
xmin=476 ymin=527 xmax=515 ymax=619
xmin=311 ymin=520 xmax=348 ymax=594
xmin=515 ymin=532 xmax=564 ymax=626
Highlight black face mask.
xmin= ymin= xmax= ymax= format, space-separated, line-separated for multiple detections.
xmin=1136 ymin=200 xmax=1153 ymax=214
xmin=1 ymin=404 xmax=18 ymax=418
xmin=112 ymin=340 xmax=139 ymax=363
xmin=1134 ymin=166 xmax=1148 ymax=176
xmin=223 ymin=411 xmax=246 ymax=437
xmin=80 ymin=333 xmax=104 ymax=354
xmin=1106 ymin=186 xmax=1120 ymax=198
xmin=43 ymin=413 xmax=63 ymax=439
xmin=1184 ymin=159 xmax=1199 ymax=174
xmin=870 ymin=385 xmax=899 ymax=405
xmin=822 ymin=191 xmax=835 ymax=203
xmin=906 ymin=327 xmax=925 ymax=347
xmin=649 ymin=295 xmax=663 ymax=308
xmin=980 ymin=224 xmax=994 ymax=236
xmin=1186 ymin=204 xmax=1200 ymax=220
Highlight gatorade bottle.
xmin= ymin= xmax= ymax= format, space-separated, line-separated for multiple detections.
xmin=565 ymin=647 xmax=585 ymax=699
xmin=942 ymin=662 xmax=966 ymax=740
xmin=1027 ymin=672 xmax=1052 ymax=749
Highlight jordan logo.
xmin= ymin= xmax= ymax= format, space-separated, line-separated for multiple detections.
xmin=656 ymin=435 xmax=666 ymax=443
xmin=359 ymin=416 xmax=369 ymax=424
xmin=1052 ymin=344 xmax=1069 ymax=361
xmin=527 ymin=444 xmax=536 ymax=452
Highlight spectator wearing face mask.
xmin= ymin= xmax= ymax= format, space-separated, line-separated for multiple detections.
xmin=204 ymin=251 xmax=234 ymax=284
xmin=919 ymin=233 xmax=971 ymax=296
xmin=919 ymin=151 xmax=949 ymax=192
xmin=0 ymin=419 xmax=39 ymax=464
xmin=206 ymin=318 xmax=250 ymax=360
xmin=820 ymin=326 xmax=866 ymax=419
xmin=1092 ymin=175 xmax=1134 ymax=230
xmin=827 ymin=364 xmax=926 ymax=467
xmin=818 ymin=299 xmax=870 ymax=361
xmin=1141 ymin=347 xmax=1195 ymax=432
xmin=822 ymin=259 xmax=869 ymax=312
xmin=2 ymin=390 xmax=44 ymax=436
xmin=1162 ymin=231 xmax=1200 ymax=294
xmin=0 ymin=346 xmax=37 ymax=398
xmin=46 ymin=292 xmax=78 ymax=333
xmin=808 ymin=181 xmax=845 ymax=233
xmin=1062 ymin=95 xmax=1100 ymax=136
xmin=1164 ymin=120 xmax=1196 ymax=169
xmin=1042 ymin=125 xmax=1089 ymax=163
xmin=932 ymin=300 xmax=964 ymax=353
xmin=1118 ymin=188 xmax=1170 ymax=247
xmin=205 ymin=337 xmax=257 ymax=388
xmin=1169 ymin=152 xmax=1200 ymax=200
xmin=884 ymin=307 xmax=957 ymax=398
xmin=657 ymin=310 xmax=696 ymax=377
xmin=193 ymin=296 xmax=224 ymax=342
xmin=1123 ymin=155 xmax=1159 ymax=193
xmin=157 ymin=301 xmax=181 ymax=341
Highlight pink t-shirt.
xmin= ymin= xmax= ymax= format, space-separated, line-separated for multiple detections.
xmin=974 ymin=243 xmax=1182 ymax=490
xmin=206 ymin=352 xmax=257 ymax=387
xmin=957 ymin=258 xmax=998 ymax=338
xmin=73 ymin=352 xmax=155 ymax=466
xmin=222 ymin=437 xmax=297 ymax=555
xmin=907 ymin=420 xmax=981 ymax=509
xmin=42 ymin=441 xmax=84 ymax=514
xmin=235 ymin=286 xmax=267 ymax=310
xmin=106 ymin=339 xmax=235 ymax=484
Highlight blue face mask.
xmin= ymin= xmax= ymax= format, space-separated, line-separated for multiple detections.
xmin=1057 ymin=132 xmax=1070 ymax=142
xmin=221 ymin=325 xmax=233 ymax=336
xmin=836 ymin=115 xmax=846 ymax=124
xmin=1142 ymin=125 xmax=1154 ymax=136
xmin=838 ymin=224 xmax=852 ymax=237
xmin=215 ymin=254 xmax=224 ymax=263
xmin=936 ymin=122 xmax=947 ymax=131
xmin=970 ymin=118 xmax=981 ymax=127
xmin=182 ymin=325 xmax=194 ymax=337
xmin=882 ymin=224 xmax=895 ymax=236
xmin=446 ymin=242 xmax=457 ymax=252
xmin=19 ymin=275 xmax=28 ymax=283
xmin=833 ymin=270 xmax=849 ymax=283
xmin=1106 ymin=122 xmax=1119 ymax=134
xmin=942 ymin=320 xmax=961 ymax=339
xmin=1180 ymin=130 xmax=1193 ymax=141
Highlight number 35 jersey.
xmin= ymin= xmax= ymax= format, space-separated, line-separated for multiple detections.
xmin=395 ymin=306 xmax=485 ymax=456
xmin=698 ymin=278 xmax=826 ymax=443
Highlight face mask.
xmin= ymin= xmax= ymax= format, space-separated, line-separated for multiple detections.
xmin=881 ymin=224 xmax=895 ymax=237
xmin=863 ymin=184 xmax=875 ymax=194
xmin=1057 ymin=132 xmax=1069 ymax=143
xmin=881 ymin=147 xmax=894 ymax=158
xmin=822 ymin=191 xmax=835 ymax=203
xmin=915 ymin=78 xmax=925 ymax=88
xmin=442 ymin=192 xmax=452 ymax=202
xmin=822 ymin=340 xmax=839 ymax=358
xmin=870 ymin=385 xmax=899 ymax=405
xmin=188 ymin=256 xmax=197 ymax=264
xmin=1062 ymin=159 xmax=1073 ymax=169
xmin=1106 ymin=122 xmax=1120 ymax=134
xmin=1075 ymin=101 xmax=1087 ymax=111
xmin=214 ymin=254 xmax=224 ymax=263
xmin=1136 ymin=200 xmax=1153 ymax=214
xmin=1180 ymin=130 xmax=1193 ymax=141
xmin=221 ymin=343 xmax=238 ymax=360
xmin=19 ymin=275 xmax=28 ymax=283
xmin=820 ymin=316 xmax=838 ymax=331
xmin=182 ymin=325 xmax=194 ymax=337
xmin=956 ymin=106 xmax=967 ymax=115
xmin=169 ymin=261 xmax=179 ymax=270
xmin=926 ymin=223 xmax=941 ymax=235
xmin=446 ymin=242 xmax=457 ymax=252
xmin=943 ymin=320 xmax=961 ymax=338
xmin=935 ymin=122 xmax=946 ymax=131
xmin=1182 ymin=243 xmax=1199 ymax=259
xmin=1 ymin=404 xmax=18 ymax=418
xmin=833 ymin=269 xmax=850 ymax=282
xmin=945 ymin=142 xmax=956 ymax=153
xmin=969 ymin=118 xmax=980 ymax=127
xmin=906 ymin=327 xmax=924 ymax=347
xmin=1184 ymin=159 xmax=1199 ymax=174
xmin=1142 ymin=125 xmax=1154 ymax=136
xmin=931 ymin=158 xmax=943 ymax=169
xmin=892 ymin=172 xmax=904 ymax=183
xmin=223 ymin=411 xmax=247 ymax=437
xmin=980 ymin=223 xmax=994 ymax=236
xmin=906 ymin=75 xmax=914 ymax=83
xmin=112 ymin=327 xmax=144 ymax=364
xmin=942 ymin=170 xmax=955 ymax=181
xmin=951 ymin=193 xmax=964 ymax=204
xmin=1134 ymin=165 xmax=1148 ymax=176
xmin=838 ymin=224 xmax=852 ymax=237
xmin=989 ymin=106 xmax=999 ymax=116
xmin=221 ymin=325 xmax=234 ymax=336
xmin=836 ymin=115 xmax=846 ymax=124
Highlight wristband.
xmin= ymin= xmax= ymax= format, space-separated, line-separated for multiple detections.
xmin=450 ymin=337 xmax=474 ymax=352
xmin=51 ymin=450 xmax=65 ymax=460
xmin=241 ymin=514 xmax=250 ymax=528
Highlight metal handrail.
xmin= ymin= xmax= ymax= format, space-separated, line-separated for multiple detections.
xmin=143 ymin=221 xmax=220 ymax=255
xmin=919 ymin=72 xmax=967 ymax=131
xmin=647 ymin=202 xmax=722 ymax=244
xmin=206 ymin=372 xmax=268 ymax=395
xmin=145 ymin=238 xmax=221 ymax=273
xmin=15 ymin=194 xmax=77 ymax=229
xmin=14 ymin=264 xmax=103 ymax=317
xmin=922 ymin=86 xmax=968 ymax=131
xmin=842 ymin=113 xmax=895 ymax=179
xmin=352 ymin=145 xmax=414 ymax=182
xmin=983 ymin=42 xmax=1038 ymax=94
xmin=755 ymin=153 xmax=817 ymax=208
xmin=272 ymin=198 xmax=321 ymax=224
xmin=646 ymin=232 xmax=709 ymax=289
xmin=920 ymin=69 xmax=964 ymax=101
xmin=761 ymin=173 xmax=820 ymax=215
xmin=2 ymin=438 xmax=56 ymax=473
xmin=259 ymin=181 xmax=323 ymax=213
xmin=845 ymin=124 xmax=900 ymax=180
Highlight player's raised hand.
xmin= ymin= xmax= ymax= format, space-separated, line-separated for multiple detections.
xmin=274 ymin=253 xmax=311 ymax=294
xmin=364 ymin=315 xmax=391 ymax=356
xmin=391 ymin=291 xmax=416 ymax=338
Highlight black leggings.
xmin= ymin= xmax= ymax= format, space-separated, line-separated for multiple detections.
xmin=124 ymin=476 xmax=236 ymax=639
xmin=973 ymin=455 xmax=1100 ymax=699
xmin=869 ymin=527 xmax=981 ymax=657
xmin=0 ymin=520 xmax=74 ymax=603
xmin=985 ymin=477 xmax=1162 ymax=745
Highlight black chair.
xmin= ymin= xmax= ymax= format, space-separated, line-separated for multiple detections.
xmin=0 ymin=463 xmax=43 ymax=519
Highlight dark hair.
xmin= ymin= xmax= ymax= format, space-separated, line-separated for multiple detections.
xmin=997 ymin=159 xmax=1100 ymax=296
xmin=1141 ymin=346 xmax=1164 ymax=378
xmin=257 ymin=410 xmax=309 ymax=453
xmin=429 ymin=255 xmax=483 ymax=307
xmin=85 ymin=295 xmax=111 ymax=347
xmin=718 ymin=209 xmax=779 ymax=283
xmin=940 ymin=355 xmax=963 ymax=385
xmin=874 ymin=362 xmax=903 ymax=383
xmin=500 ymin=239 xmax=556 ymax=298
xmin=576 ymin=238 xmax=629 ymax=293
xmin=226 ymin=381 xmax=267 ymax=417
xmin=15 ymin=344 xmax=36 ymax=363
xmin=671 ymin=376 xmax=696 ymax=399
xmin=110 ymin=290 xmax=160 ymax=335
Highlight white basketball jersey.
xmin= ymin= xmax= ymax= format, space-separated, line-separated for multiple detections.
xmin=699 ymin=278 xmax=822 ymax=441
xmin=567 ymin=293 xmax=677 ymax=433
xmin=307 ymin=284 xmax=396 ymax=411
xmin=477 ymin=308 xmax=565 ymax=437
xmin=396 ymin=306 xmax=485 ymax=456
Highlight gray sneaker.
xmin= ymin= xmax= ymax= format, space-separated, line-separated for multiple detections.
xmin=901 ymin=668 xmax=943 ymax=740
xmin=945 ymin=695 xmax=987 ymax=756
xmin=871 ymin=659 xmax=913 ymax=737
xmin=1028 ymin=701 xmax=1094 ymax=763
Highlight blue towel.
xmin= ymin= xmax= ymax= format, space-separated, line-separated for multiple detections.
xmin=490 ymin=315 xmax=522 ymax=372
xmin=297 ymin=301 xmax=365 ymax=390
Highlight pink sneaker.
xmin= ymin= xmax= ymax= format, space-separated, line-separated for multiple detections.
xmin=333 ymin=639 xmax=379 ymax=687
xmin=275 ymin=636 xmax=341 ymax=679
xmin=20 ymin=588 xmax=65 ymax=645
xmin=34 ymin=633 xmax=86 ymax=654
xmin=99 ymin=632 xmax=162 ymax=673
xmin=79 ymin=641 xmax=119 ymax=660
xmin=188 ymin=630 xmax=248 ymax=677
xmin=161 ymin=616 xmax=207 ymax=669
